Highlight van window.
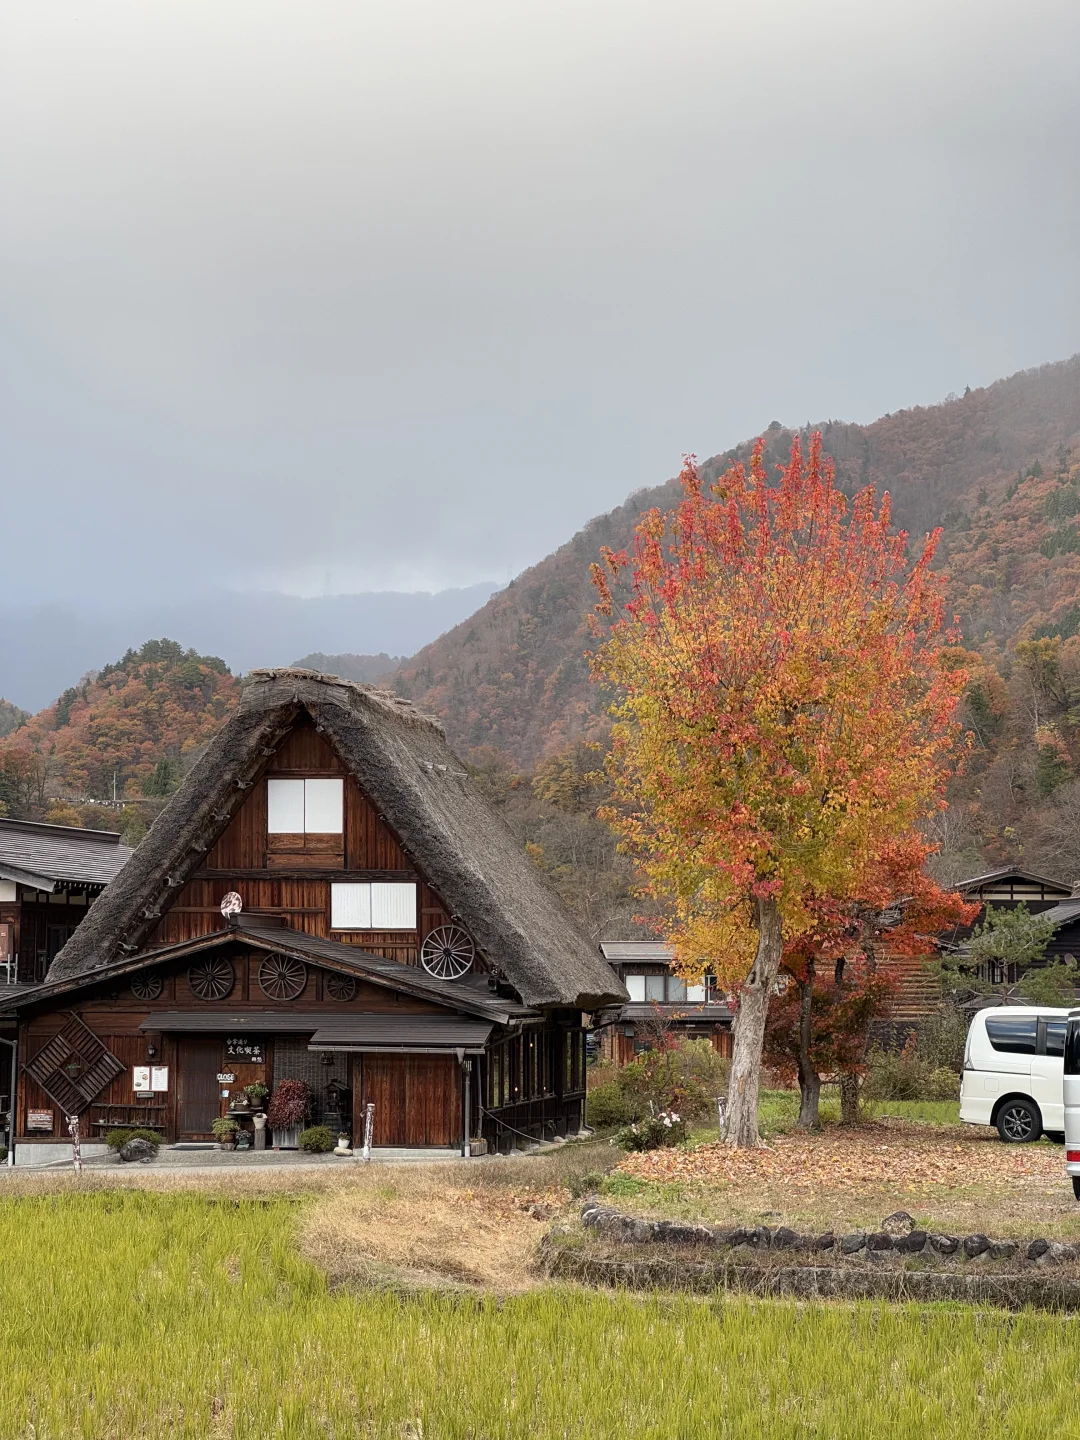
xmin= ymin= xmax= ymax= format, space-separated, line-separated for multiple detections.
xmin=985 ymin=1015 xmax=1038 ymax=1054
xmin=1045 ymin=1020 xmax=1067 ymax=1057
xmin=1065 ymin=1019 xmax=1080 ymax=1075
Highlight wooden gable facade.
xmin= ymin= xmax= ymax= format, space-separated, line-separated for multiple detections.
xmin=3 ymin=683 xmax=614 ymax=1160
xmin=150 ymin=719 xmax=456 ymax=964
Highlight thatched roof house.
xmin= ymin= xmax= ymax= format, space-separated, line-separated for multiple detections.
xmin=2 ymin=671 xmax=622 ymax=1161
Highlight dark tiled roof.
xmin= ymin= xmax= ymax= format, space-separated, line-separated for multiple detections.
xmin=48 ymin=671 xmax=625 ymax=1009
xmin=617 ymin=1002 xmax=733 ymax=1020
xmin=136 ymin=1011 xmax=493 ymax=1051
xmin=600 ymin=942 xmax=674 ymax=962
xmin=0 ymin=818 xmax=132 ymax=890
xmin=955 ymin=866 xmax=1072 ymax=894
xmin=1030 ymin=899 xmax=1080 ymax=929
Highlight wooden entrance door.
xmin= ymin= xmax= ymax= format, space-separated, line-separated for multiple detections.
xmin=354 ymin=1055 xmax=460 ymax=1147
xmin=178 ymin=1037 xmax=222 ymax=1137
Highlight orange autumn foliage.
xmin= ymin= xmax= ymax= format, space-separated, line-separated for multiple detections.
xmin=589 ymin=433 xmax=970 ymax=984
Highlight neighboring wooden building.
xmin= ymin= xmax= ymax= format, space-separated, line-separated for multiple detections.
xmin=0 ymin=820 xmax=132 ymax=984
xmin=0 ymin=671 xmax=624 ymax=1161
xmin=593 ymin=942 xmax=733 ymax=1066
xmin=888 ymin=866 xmax=1076 ymax=1020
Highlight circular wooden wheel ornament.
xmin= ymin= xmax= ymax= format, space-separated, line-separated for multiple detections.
xmin=420 ymin=926 xmax=475 ymax=980
xmin=188 ymin=957 xmax=235 ymax=1001
xmin=130 ymin=974 xmax=164 ymax=1002
xmin=258 ymin=954 xmax=307 ymax=1001
xmin=326 ymin=972 xmax=358 ymax=1002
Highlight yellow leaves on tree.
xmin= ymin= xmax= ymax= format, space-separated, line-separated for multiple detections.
xmin=590 ymin=433 xmax=968 ymax=1145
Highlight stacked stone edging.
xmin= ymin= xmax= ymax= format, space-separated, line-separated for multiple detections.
xmin=541 ymin=1244 xmax=1080 ymax=1310
xmin=573 ymin=1201 xmax=1080 ymax=1271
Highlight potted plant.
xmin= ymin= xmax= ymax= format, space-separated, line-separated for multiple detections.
xmin=211 ymin=1116 xmax=239 ymax=1150
xmin=244 ymin=1082 xmax=270 ymax=1109
xmin=267 ymin=1079 xmax=310 ymax=1149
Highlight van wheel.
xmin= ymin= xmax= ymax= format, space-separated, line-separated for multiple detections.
xmin=1073 ymin=1177 xmax=1080 ymax=1202
xmin=996 ymin=1098 xmax=1041 ymax=1143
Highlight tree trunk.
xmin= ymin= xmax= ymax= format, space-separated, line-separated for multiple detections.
xmin=795 ymin=962 xmax=821 ymax=1129
xmin=723 ymin=895 xmax=783 ymax=1148
xmin=839 ymin=1071 xmax=860 ymax=1125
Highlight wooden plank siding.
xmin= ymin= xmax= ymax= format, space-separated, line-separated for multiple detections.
xmin=14 ymin=946 xmax=449 ymax=1141
xmin=146 ymin=716 xmax=456 ymax=966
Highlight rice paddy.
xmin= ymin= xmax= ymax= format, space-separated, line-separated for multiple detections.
xmin=0 ymin=1189 xmax=1078 ymax=1437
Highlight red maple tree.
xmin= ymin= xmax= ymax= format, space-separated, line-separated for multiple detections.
xmin=591 ymin=434 xmax=968 ymax=1145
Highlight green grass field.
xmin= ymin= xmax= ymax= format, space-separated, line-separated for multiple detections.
xmin=683 ymin=1091 xmax=961 ymax=1144
xmin=1 ymin=1189 xmax=1078 ymax=1438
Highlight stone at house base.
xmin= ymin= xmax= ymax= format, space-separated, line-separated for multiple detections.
xmin=118 ymin=1138 xmax=156 ymax=1163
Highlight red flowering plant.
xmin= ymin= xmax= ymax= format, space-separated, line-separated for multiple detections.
xmin=266 ymin=1079 xmax=310 ymax=1130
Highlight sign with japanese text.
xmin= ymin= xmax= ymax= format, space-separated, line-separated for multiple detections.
xmin=225 ymin=1038 xmax=265 ymax=1064
xmin=150 ymin=1067 xmax=169 ymax=1092
xmin=27 ymin=1109 xmax=53 ymax=1131
xmin=133 ymin=1066 xmax=151 ymax=1091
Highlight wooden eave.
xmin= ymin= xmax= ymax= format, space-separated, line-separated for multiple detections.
xmin=0 ymin=925 xmax=530 ymax=1026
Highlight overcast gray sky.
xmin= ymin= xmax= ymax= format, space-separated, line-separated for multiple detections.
xmin=2 ymin=0 xmax=1078 ymax=606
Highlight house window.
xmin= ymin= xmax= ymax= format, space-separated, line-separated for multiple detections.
xmin=267 ymin=778 xmax=343 ymax=834
xmin=330 ymin=882 xmax=417 ymax=930
xmin=624 ymin=971 xmax=698 ymax=1003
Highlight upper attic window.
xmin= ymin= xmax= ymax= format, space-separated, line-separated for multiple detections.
xmin=267 ymin=778 xmax=343 ymax=834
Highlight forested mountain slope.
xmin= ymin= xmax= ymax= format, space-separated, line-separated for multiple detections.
xmin=395 ymin=355 xmax=1080 ymax=768
xmin=0 ymin=640 xmax=239 ymax=841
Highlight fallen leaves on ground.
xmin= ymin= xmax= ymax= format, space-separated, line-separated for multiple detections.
xmin=618 ymin=1120 xmax=1065 ymax=1194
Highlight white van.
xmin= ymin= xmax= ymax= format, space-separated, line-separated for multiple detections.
xmin=959 ymin=1006 xmax=1069 ymax=1143
xmin=1061 ymin=1011 xmax=1080 ymax=1198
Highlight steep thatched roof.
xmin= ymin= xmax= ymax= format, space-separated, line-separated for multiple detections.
xmin=48 ymin=670 xmax=625 ymax=1009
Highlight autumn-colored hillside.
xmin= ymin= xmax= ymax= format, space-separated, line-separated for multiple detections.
xmin=5 ymin=355 xmax=1080 ymax=910
xmin=0 ymin=639 xmax=239 ymax=840
xmin=394 ymin=355 xmax=1080 ymax=768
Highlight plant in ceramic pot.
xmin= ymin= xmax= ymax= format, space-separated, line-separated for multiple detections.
xmin=266 ymin=1079 xmax=310 ymax=1149
xmin=211 ymin=1117 xmax=239 ymax=1149
xmin=244 ymin=1082 xmax=270 ymax=1109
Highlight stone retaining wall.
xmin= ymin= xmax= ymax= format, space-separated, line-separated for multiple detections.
xmin=579 ymin=1202 xmax=1080 ymax=1266
xmin=541 ymin=1244 xmax=1080 ymax=1310
xmin=540 ymin=1201 xmax=1080 ymax=1310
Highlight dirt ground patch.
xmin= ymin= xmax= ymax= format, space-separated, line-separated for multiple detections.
xmin=297 ymin=1178 xmax=561 ymax=1291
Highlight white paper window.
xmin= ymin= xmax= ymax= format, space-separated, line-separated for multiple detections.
xmin=267 ymin=777 xmax=343 ymax=834
xmin=625 ymin=974 xmax=646 ymax=1002
xmin=303 ymin=778 xmax=343 ymax=833
xmin=686 ymin=983 xmax=707 ymax=1003
xmin=645 ymin=975 xmax=666 ymax=1002
xmin=267 ymin=779 xmax=305 ymax=833
xmin=331 ymin=883 xmax=371 ymax=930
xmin=370 ymin=882 xmax=417 ymax=930
xmin=668 ymin=977 xmax=688 ymax=1002
xmin=331 ymin=882 xmax=416 ymax=930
